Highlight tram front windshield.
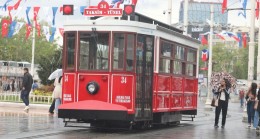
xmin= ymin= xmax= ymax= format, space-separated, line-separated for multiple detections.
xmin=79 ymin=33 xmax=109 ymax=71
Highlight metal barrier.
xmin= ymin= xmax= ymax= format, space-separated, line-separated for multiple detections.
xmin=0 ymin=91 xmax=53 ymax=104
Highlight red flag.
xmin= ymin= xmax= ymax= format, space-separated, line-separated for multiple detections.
xmin=8 ymin=6 xmax=13 ymax=22
xmin=257 ymin=1 xmax=260 ymax=19
xmin=60 ymin=7 xmax=63 ymax=12
xmin=222 ymin=0 xmax=227 ymax=14
xmin=200 ymin=35 xmax=208 ymax=45
xmin=59 ymin=28 xmax=64 ymax=37
xmin=132 ymin=0 xmax=138 ymax=5
xmin=13 ymin=0 xmax=22 ymax=10
xmin=36 ymin=23 xmax=41 ymax=37
xmin=26 ymin=24 xmax=32 ymax=40
xmin=216 ymin=34 xmax=225 ymax=40
xmin=242 ymin=33 xmax=247 ymax=48
xmin=1 ymin=19 xmax=10 ymax=37
xmin=33 ymin=7 xmax=40 ymax=21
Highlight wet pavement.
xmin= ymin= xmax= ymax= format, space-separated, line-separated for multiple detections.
xmin=0 ymin=98 xmax=258 ymax=139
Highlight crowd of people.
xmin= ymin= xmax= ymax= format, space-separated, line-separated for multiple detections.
xmin=212 ymin=79 xmax=260 ymax=130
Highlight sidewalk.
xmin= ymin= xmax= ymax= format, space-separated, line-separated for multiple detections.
xmin=0 ymin=101 xmax=50 ymax=114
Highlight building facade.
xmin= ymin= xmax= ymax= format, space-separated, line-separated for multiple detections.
xmin=179 ymin=0 xmax=228 ymax=39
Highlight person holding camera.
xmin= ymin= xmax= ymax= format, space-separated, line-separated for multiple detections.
xmin=214 ymin=79 xmax=231 ymax=128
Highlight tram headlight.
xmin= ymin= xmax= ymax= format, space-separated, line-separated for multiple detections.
xmin=86 ymin=82 xmax=99 ymax=95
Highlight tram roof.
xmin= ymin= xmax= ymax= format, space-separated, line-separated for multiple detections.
xmin=64 ymin=13 xmax=200 ymax=45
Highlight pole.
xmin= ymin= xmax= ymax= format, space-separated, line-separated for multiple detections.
xmin=257 ymin=2 xmax=260 ymax=80
xmin=168 ymin=0 xmax=172 ymax=25
xmin=248 ymin=0 xmax=255 ymax=82
xmin=205 ymin=4 xmax=214 ymax=110
xmin=183 ymin=0 xmax=189 ymax=35
xmin=31 ymin=20 xmax=36 ymax=78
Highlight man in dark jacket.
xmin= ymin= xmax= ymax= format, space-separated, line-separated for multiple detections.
xmin=21 ymin=68 xmax=33 ymax=111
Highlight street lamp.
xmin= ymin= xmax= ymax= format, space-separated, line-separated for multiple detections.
xmin=204 ymin=4 xmax=214 ymax=111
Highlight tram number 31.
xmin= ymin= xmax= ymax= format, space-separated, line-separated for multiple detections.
xmin=121 ymin=77 xmax=127 ymax=84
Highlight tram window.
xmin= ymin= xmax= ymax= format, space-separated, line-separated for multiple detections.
xmin=187 ymin=49 xmax=196 ymax=62
xmin=161 ymin=42 xmax=172 ymax=57
xmin=175 ymin=45 xmax=185 ymax=60
xmin=113 ymin=34 xmax=125 ymax=70
xmin=186 ymin=64 xmax=194 ymax=76
xmin=79 ymin=33 xmax=109 ymax=70
xmin=173 ymin=61 xmax=183 ymax=74
xmin=126 ymin=34 xmax=134 ymax=71
xmin=159 ymin=58 xmax=171 ymax=73
xmin=66 ymin=33 xmax=75 ymax=69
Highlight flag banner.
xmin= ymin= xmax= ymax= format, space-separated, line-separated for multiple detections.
xmin=257 ymin=0 xmax=260 ymax=19
xmin=238 ymin=0 xmax=247 ymax=18
xmin=3 ymin=0 xmax=12 ymax=11
xmin=8 ymin=21 xmax=16 ymax=38
xmin=237 ymin=32 xmax=242 ymax=48
xmin=13 ymin=21 xmax=24 ymax=35
xmin=226 ymin=32 xmax=240 ymax=42
xmin=25 ymin=23 xmax=32 ymax=40
xmin=43 ymin=26 xmax=50 ymax=41
xmin=33 ymin=7 xmax=40 ymax=21
xmin=201 ymin=49 xmax=209 ymax=62
xmin=242 ymin=32 xmax=247 ymax=48
xmin=52 ymin=7 xmax=58 ymax=26
xmin=13 ymin=0 xmax=22 ymax=10
xmin=26 ymin=7 xmax=31 ymax=25
xmin=36 ymin=23 xmax=41 ymax=36
xmin=222 ymin=0 xmax=227 ymax=14
xmin=1 ymin=19 xmax=10 ymax=37
xmin=49 ymin=27 xmax=56 ymax=42
xmin=80 ymin=6 xmax=86 ymax=15
xmin=200 ymin=35 xmax=208 ymax=45
xmin=8 ymin=6 xmax=13 ymax=21
xmin=59 ymin=6 xmax=63 ymax=12
xmin=59 ymin=28 xmax=64 ymax=37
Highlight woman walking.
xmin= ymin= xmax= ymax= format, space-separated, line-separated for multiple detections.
xmin=53 ymin=76 xmax=62 ymax=114
xmin=214 ymin=78 xmax=231 ymax=128
xmin=246 ymin=82 xmax=257 ymax=128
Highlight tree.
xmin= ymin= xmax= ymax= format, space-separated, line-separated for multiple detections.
xmin=37 ymin=50 xmax=62 ymax=85
xmin=199 ymin=43 xmax=250 ymax=79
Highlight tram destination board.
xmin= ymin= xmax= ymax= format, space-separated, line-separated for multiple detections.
xmin=84 ymin=1 xmax=123 ymax=17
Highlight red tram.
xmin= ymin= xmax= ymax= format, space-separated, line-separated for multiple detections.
xmin=58 ymin=13 xmax=200 ymax=128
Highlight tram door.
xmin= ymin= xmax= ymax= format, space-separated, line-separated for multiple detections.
xmin=135 ymin=34 xmax=154 ymax=120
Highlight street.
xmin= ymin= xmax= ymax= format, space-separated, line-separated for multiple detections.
xmin=0 ymin=99 xmax=258 ymax=139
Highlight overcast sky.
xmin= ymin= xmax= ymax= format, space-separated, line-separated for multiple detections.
xmin=0 ymin=0 xmax=256 ymax=27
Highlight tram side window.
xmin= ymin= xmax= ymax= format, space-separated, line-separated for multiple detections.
xmin=113 ymin=34 xmax=125 ymax=70
xmin=126 ymin=34 xmax=134 ymax=71
xmin=173 ymin=45 xmax=185 ymax=75
xmin=79 ymin=33 xmax=109 ymax=70
xmin=159 ymin=41 xmax=173 ymax=73
xmin=66 ymin=33 xmax=75 ymax=69
xmin=186 ymin=49 xmax=197 ymax=76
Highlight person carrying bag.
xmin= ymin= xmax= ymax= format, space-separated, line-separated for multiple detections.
xmin=214 ymin=79 xmax=231 ymax=128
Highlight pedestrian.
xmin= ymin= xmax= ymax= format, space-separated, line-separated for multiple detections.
xmin=254 ymin=87 xmax=260 ymax=129
xmin=11 ymin=79 xmax=15 ymax=92
xmin=246 ymin=82 xmax=257 ymax=128
xmin=214 ymin=78 xmax=231 ymax=128
xmin=21 ymin=68 xmax=33 ymax=111
xmin=239 ymin=89 xmax=245 ymax=108
xmin=53 ymin=76 xmax=62 ymax=114
xmin=31 ymin=80 xmax=38 ymax=93
xmin=48 ymin=78 xmax=58 ymax=114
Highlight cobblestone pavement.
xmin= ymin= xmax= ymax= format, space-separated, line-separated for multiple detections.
xmin=0 ymin=98 xmax=258 ymax=139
